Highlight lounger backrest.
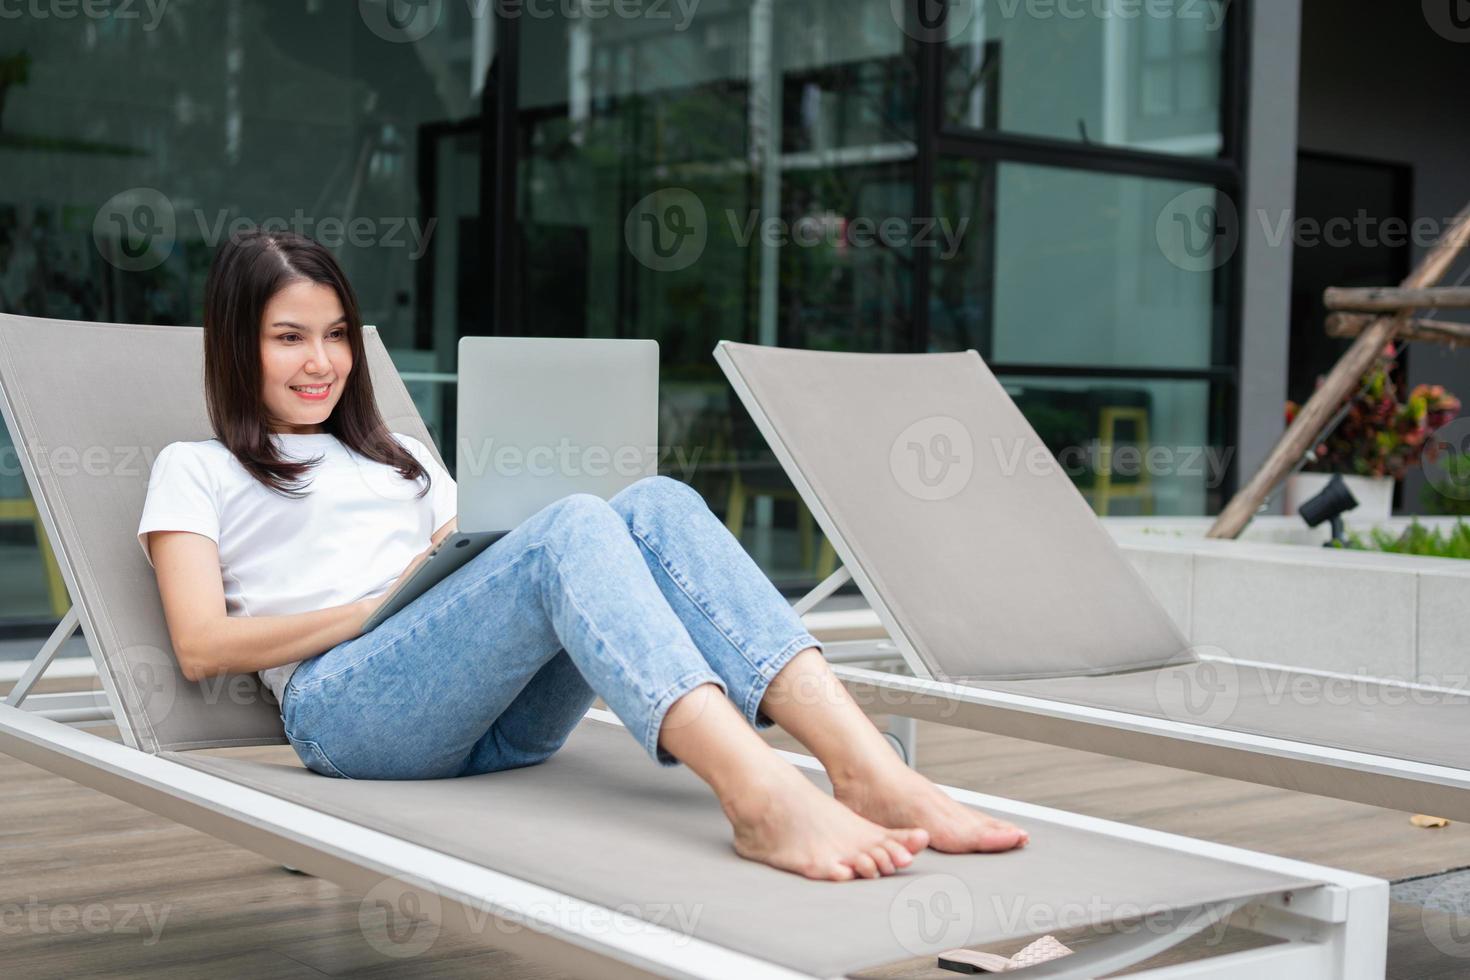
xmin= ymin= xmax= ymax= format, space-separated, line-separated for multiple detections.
xmin=0 ymin=314 xmax=441 ymax=753
xmin=716 ymin=341 xmax=1193 ymax=681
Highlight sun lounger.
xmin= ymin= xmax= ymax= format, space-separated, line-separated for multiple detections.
xmin=714 ymin=339 xmax=1470 ymax=826
xmin=0 ymin=314 xmax=1388 ymax=978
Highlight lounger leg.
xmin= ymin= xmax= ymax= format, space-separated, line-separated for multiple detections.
xmin=5 ymin=606 xmax=80 ymax=709
xmin=884 ymin=715 xmax=918 ymax=768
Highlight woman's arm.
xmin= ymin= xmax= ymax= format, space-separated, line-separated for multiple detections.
xmin=150 ymin=530 xmax=373 ymax=682
xmin=150 ymin=516 xmax=456 ymax=682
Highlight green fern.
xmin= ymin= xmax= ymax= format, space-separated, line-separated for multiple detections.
xmin=1345 ymin=519 xmax=1470 ymax=559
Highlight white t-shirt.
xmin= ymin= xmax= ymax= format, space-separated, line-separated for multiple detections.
xmin=136 ymin=431 xmax=457 ymax=706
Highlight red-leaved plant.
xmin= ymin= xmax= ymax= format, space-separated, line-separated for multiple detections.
xmin=1286 ymin=343 xmax=1461 ymax=480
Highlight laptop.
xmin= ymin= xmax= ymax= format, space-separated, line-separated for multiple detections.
xmin=361 ymin=336 xmax=660 ymax=632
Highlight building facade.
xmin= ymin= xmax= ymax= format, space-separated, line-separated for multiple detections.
xmin=9 ymin=0 xmax=1449 ymax=634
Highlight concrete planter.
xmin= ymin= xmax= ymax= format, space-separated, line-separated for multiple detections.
xmin=1105 ymin=530 xmax=1470 ymax=685
xmin=1282 ymin=472 xmax=1395 ymax=521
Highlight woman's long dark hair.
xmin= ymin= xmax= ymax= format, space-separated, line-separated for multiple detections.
xmin=202 ymin=229 xmax=428 ymax=499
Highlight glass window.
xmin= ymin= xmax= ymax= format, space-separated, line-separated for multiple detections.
xmin=998 ymin=375 xmax=1228 ymax=516
xmin=943 ymin=0 xmax=1229 ymax=156
xmin=930 ymin=158 xmax=1228 ymax=371
xmin=0 ymin=3 xmax=484 ymax=624
xmin=515 ymin=0 xmax=919 ymax=582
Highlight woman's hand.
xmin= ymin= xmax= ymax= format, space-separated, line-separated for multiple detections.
xmin=356 ymin=541 xmax=438 ymax=632
xmin=354 ymin=519 xmax=457 ymax=633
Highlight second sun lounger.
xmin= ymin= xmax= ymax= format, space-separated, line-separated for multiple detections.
xmin=715 ymin=339 xmax=1470 ymax=824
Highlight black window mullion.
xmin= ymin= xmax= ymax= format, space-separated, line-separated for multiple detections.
xmin=913 ymin=24 xmax=940 ymax=355
xmin=991 ymin=364 xmax=1236 ymax=383
xmin=936 ymin=129 xmax=1240 ymax=189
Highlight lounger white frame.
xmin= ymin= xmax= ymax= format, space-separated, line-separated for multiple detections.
xmin=0 ymin=693 xmax=1388 ymax=979
xmin=714 ymin=340 xmax=1470 ymax=824
xmin=0 ymin=321 xmax=1386 ymax=979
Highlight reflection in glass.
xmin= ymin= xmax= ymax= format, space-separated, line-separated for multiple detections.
xmin=944 ymin=0 xmax=1227 ymax=156
xmin=999 ymin=375 xmax=1227 ymax=516
xmin=517 ymin=0 xmax=918 ymax=583
xmin=930 ymin=158 xmax=1225 ymax=371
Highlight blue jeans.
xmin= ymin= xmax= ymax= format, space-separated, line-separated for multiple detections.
xmin=280 ymin=476 xmax=823 ymax=779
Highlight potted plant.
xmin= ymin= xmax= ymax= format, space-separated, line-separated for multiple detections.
xmin=1283 ymin=343 xmax=1461 ymax=520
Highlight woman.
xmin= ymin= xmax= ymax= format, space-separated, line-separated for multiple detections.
xmin=139 ymin=230 xmax=1028 ymax=882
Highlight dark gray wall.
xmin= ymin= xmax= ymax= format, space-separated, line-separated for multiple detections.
xmin=1297 ymin=0 xmax=1470 ymax=511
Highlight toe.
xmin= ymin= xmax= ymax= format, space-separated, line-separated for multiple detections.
xmin=849 ymin=851 xmax=879 ymax=879
xmin=869 ymin=844 xmax=896 ymax=876
xmin=812 ymin=861 xmax=854 ymax=881
xmin=880 ymin=837 xmax=914 ymax=868
xmin=888 ymin=827 xmax=930 ymax=854
xmin=976 ymin=824 xmax=1026 ymax=852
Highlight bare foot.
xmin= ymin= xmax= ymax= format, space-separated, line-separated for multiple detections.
xmin=832 ymin=759 xmax=1029 ymax=854
xmin=722 ymin=765 xmax=931 ymax=881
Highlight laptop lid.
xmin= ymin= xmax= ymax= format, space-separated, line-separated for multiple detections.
xmin=455 ymin=337 xmax=660 ymax=533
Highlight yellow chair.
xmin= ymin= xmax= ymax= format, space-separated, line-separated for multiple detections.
xmin=713 ymin=419 xmax=838 ymax=580
xmin=0 ymin=496 xmax=71 ymax=616
xmin=723 ymin=468 xmax=838 ymax=579
xmin=1091 ymin=406 xmax=1155 ymax=517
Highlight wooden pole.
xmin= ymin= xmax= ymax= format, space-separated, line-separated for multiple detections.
xmin=1327 ymin=312 xmax=1470 ymax=349
xmin=1324 ymin=286 xmax=1470 ymax=312
xmin=1207 ymin=203 xmax=1470 ymax=539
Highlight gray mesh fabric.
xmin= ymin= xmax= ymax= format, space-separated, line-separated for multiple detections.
xmin=717 ymin=341 xmax=1192 ymax=681
xmin=167 ymin=719 xmax=1316 ymax=977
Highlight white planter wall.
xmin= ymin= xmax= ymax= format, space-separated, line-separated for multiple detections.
xmin=1115 ymin=535 xmax=1470 ymax=685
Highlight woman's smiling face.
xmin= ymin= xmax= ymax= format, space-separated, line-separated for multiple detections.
xmin=258 ymin=280 xmax=353 ymax=434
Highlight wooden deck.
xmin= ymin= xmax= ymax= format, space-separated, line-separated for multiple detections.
xmin=4 ymin=673 xmax=1468 ymax=979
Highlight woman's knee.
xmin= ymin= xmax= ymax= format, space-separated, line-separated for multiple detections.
xmin=545 ymin=491 xmax=620 ymax=528
xmin=536 ymin=493 xmax=631 ymax=554
xmin=609 ymin=474 xmax=706 ymax=521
